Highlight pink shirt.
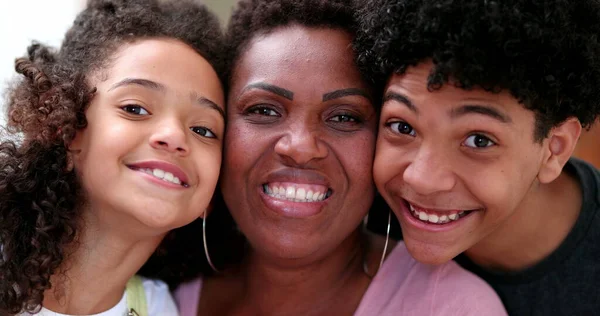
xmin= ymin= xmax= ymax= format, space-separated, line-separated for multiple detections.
xmin=174 ymin=242 xmax=507 ymax=316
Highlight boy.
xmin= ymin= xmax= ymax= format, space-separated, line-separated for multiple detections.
xmin=356 ymin=0 xmax=600 ymax=314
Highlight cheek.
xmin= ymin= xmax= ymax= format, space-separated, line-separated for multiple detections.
xmin=373 ymin=140 xmax=408 ymax=194
xmin=343 ymin=133 xmax=375 ymax=174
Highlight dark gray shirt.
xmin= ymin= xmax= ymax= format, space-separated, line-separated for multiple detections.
xmin=456 ymin=158 xmax=600 ymax=316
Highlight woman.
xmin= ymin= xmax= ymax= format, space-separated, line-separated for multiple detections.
xmin=175 ymin=0 xmax=506 ymax=315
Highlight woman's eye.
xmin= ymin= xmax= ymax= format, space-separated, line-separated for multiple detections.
xmin=122 ymin=105 xmax=150 ymax=116
xmin=329 ymin=114 xmax=358 ymax=123
xmin=388 ymin=121 xmax=416 ymax=136
xmin=190 ymin=126 xmax=216 ymax=139
xmin=250 ymin=107 xmax=279 ymax=117
xmin=464 ymin=134 xmax=495 ymax=148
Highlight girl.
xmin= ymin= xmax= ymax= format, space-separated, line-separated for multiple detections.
xmin=0 ymin=0 xmax=225 ymax=315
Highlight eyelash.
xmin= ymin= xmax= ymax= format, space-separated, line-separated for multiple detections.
xmin=385 ymin=120 xmax=416 ymax=136
xmin=122 ymin=104 xmax=150 ymax=116
xmin=385 ymin=120 xmax=497 ymax=149
xmin=121 ymin=105 xmax=217 ymax=139
xmin=190 ymin=126 xmax=217 ymax=139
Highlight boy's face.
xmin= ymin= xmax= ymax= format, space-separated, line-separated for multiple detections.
xmin=374 ymin=61 xmax=547 ymax=264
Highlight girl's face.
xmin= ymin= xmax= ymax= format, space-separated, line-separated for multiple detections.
xmin=70 ymin=38 xmax=225 ymax=235
xmin=221 ymin=26 xmax=378 ymax=262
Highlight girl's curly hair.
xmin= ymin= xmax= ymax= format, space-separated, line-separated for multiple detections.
xmin=0 ymin=0 xmax=223 ymax=314
xmin=354 ymin=0 xmax=600 ymax=140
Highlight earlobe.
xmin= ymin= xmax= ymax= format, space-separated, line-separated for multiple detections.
xmin=538 ymin=117 xmax=582 ymax=183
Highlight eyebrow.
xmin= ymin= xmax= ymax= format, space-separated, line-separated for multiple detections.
xmin=323 ymin=88 xmax=371 ymax=102
xmin=451 ymin=105 xmax=512 ymax=124
xmin=108 ymin=78 xmax=165 ymax=92
xmin=193 ymin=95 xmax=226 ymax=120
xmin=383 ymin=92 xmax=417 ymax=113
xmin=243 ymin=82 xmax=294 ymax=100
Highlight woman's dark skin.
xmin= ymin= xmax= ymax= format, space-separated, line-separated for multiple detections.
xmin=198 ymin=25 xmax=392 ymax=316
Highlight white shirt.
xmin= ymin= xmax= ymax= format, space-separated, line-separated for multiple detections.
xmin=20 ymin=277 xmax=179 ymax=316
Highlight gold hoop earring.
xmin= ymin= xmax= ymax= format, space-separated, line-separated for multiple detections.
xmin=202 ymin=209 xmax=219 ymax=273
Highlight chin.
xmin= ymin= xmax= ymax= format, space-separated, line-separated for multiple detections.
xmin=404 ymin=239 xmax=458 ymax=266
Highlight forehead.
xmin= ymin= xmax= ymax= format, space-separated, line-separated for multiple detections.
xmin=96 ymin=38 xmax=224 ymax=107
xmin=231 ymin=25 xmax=367 ymax=95
xmin=385 ymin=62 xmax=526 ymax=115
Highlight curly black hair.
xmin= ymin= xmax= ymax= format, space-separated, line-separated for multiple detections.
xmin=0 ymin=0 xmax=223 ymax=314
xmin=354 ymin=0 xmax=600 ymax=140
xmin=225 ymin=0 xmax=359 ymax=83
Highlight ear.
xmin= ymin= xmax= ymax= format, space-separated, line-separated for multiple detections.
xmin=538 ymin=117 xmax=582 ymax=183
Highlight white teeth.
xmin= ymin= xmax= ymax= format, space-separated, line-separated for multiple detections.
xmin=296 ymin=188 xmax=306 ymax=200
xmin=153 ymin=169 xmax=165 ymax=178
xmin=264 ymin=185 xmax=329 ymax=203
xmin=140 ymin=168 xmax=183 ymax=186
xmin=286 ymin=187 xmax=295 ymax=199
xmin=409 ymin=203 xmax=466 ymax=225
xmin=428 ymin=214 xmax=439 ymax=224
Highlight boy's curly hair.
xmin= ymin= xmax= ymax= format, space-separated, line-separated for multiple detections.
xmin=0 ymin=0 xmax=223 ymax=314
xmin=224 ymin=0 xmax=358 ymax=83
xmin=354 ymin=0 xmax=600 ymax=140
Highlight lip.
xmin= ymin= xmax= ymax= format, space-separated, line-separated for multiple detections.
xmin=259 ymin=168 xmax=333 ymax=218
xmin=127 ymin=160 xmax=191 ymax=187
xmin=263 ymin=168 xmax=331 ymax=187
xmin=398 ymin=198 xmax=480 ymax=233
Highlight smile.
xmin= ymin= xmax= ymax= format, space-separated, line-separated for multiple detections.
xmin=407 ymin=202 xmax=474 ymax=225
xmin=128 ymin=164 xmax=190 ymax=188
xmin=262 ymin=182 xmax=332 ymax=203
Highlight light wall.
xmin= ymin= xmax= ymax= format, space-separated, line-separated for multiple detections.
xmin=0 ymin=0 xmax=238 ymax=125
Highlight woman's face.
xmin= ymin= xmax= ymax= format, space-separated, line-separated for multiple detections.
xmin=71 ymin=39 xmax=225 ymax=235
xmin=221 ymin=26 xmax=377 ymax=262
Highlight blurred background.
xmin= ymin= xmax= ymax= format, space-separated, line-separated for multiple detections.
xmin=0 ymin=0 xmax=597 ymax=167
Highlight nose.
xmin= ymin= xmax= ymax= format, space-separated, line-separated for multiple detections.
xmin=149 ymin=119 xmax=189 ymax=155
xmin=403 ymin=146 xmax=456 ymax=195
xmin=274 ymin=121 xmax=328 ymax=166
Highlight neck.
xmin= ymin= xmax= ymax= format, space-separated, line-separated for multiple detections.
xmin=42 ymin=208 xmax=164 ymax=315
xmin=233 ymin=229 xmax=372 ymax=315
xmin=466 ymin=171 xmax=582 ymax=271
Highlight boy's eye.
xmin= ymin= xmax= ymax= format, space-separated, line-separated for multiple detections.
xmin=464 ymin=134 xmax=495 ymax=148
xmin=388 ymin=121 xmax=416 ymax=136
xmin=122 ymin=105 xmax=150 ymax=115
xmin=190 ymin=126 xmax=216 ymax=139
xmin=250 ymin=106 xmax=279 ymax=117
xmin=329 ymin=114 xmax=357 ymax=123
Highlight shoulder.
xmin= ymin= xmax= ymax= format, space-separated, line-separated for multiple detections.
xmin=358 ymin=242 xmax=506 ymax=316
xmin=429 ymin=261 xmax=507 ymax=316
xmin=139 ymin=277 xmax=180 ymax=316
xmin=173 ymin=277 xmax=203 ymax=316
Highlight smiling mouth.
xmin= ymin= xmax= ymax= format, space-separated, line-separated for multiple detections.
xmin=262 ymin=183 xmax=332 ymax=203
xmin=128 ymin=166 xmax=189 ymax=187
xmin=407 ymin=202 xmax=476 ymax=225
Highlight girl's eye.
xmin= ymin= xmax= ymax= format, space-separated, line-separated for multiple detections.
xmin=329 ymin=114 xmax=358 ymax=123
xmin=190 ymin=126 xmax=216 ymax=139
xmin=249 ymin=106 xmax=279 ymax=117
xmin=464 ymin=134 xmax=496 ymax=148
xmin=122 ymin=105 xmax=150 ymax=115
xmin=388 ymin=121 xmax=416 ymax=136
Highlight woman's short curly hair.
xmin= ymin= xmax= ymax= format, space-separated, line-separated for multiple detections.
xmin=0 ymin=0 xmax=223 ymax=314
xmin=225 ymin=0 xmax=358 ymax=83
xmin=354 ymin=0 xmax=600 ymax=140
